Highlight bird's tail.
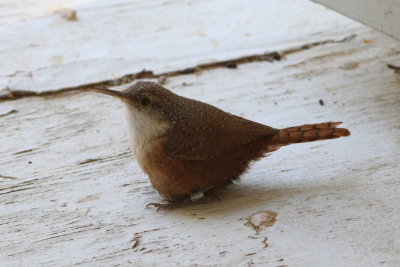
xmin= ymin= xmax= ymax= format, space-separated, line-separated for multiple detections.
xmin=269 ymin=122 xmax=350 ymax=146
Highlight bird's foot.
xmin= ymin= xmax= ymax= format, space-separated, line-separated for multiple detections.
xmin=146 ymin=188 xmax=222 ymax=212
xmin=146 ymin=199 xmax=189 ymax=212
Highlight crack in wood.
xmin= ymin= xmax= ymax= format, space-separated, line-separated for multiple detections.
xmin=387 ymin=63 xmax=400 ymax=73
xmin=0 ymin=34 xmax=356 ymax=102
xmin=78 ymin=158 xmax=103 ymax=165
xmin=0 ymin=108 xmax=17 ymax=117
xmin=13 ymin=149 xmax=34 ymax=155
xmin=131 ymin=233 xmax=141 ymax=249
xmin=0 ymin=187 xmax=36 ymax=195
xmin=34 ymin=224 xmax=95 ymax=243
xmin=262 ymin=236 xmax=268 ymax=248
xmin=0 ymin=174 xmax=18 ymax=180
xmin=0 ymin=179 xmax=38 ymax=191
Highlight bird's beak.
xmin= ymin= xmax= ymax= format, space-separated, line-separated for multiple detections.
xmin=89 ymin=87 xmax=131 ymax=103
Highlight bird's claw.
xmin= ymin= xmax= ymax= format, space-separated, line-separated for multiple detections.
xmin=146 ymin=202 xmax=180 ymax=212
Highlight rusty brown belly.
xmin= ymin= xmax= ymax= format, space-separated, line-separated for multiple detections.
xmin=138 ymin=138 xmax=270 ymax=201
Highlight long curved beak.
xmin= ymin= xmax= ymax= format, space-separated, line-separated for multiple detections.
xmin=89 ymin=87 xmax=131 ymax=103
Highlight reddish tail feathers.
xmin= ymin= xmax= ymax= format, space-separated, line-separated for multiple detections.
xmin=270 ymin=122 xmax=350 ymax=146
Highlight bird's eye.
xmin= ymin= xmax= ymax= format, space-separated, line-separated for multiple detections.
xmin=141 ymin=97 xmax=150 ymax=106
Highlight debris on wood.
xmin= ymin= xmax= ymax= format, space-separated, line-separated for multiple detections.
xmin=244 ymin=252 xmax=256 ymax=256
xmin=181 ymin=82 xmax=194 ymax=86
xmin=61 ymin=10 xmax=78 ymax=21
xmin=180 ymin=67 xmax=196 ymax=74
xmin=387 ymin=63 xmax=400 ymax=73
xmin=158 ymin=75 xmax=168 ymax=85
xmin=225 ymin=61 xmax=238 ymax=69
xmin=362 ymin=38 xmax=373 ymax=43
xmin=271 ymin=51 xmax=282 ymax=60
xmin=262 ymin=237 xmax=268 ymax=248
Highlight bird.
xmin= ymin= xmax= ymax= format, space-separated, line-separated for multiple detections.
xmin=91 ymin=81 xmax=350 ymax=209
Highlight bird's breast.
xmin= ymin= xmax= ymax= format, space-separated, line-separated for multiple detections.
xmin=123 ymin=104 xmax=168 ymax=164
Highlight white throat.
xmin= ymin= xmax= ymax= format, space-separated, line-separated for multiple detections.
xmin=123 ymin=103 xmax=168 ymax=160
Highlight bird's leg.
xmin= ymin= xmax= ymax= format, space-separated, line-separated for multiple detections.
xmin=190 ymin=185 xmax=222 ymax=202
xmin=203 ymin=188 xmax=221 ymax=202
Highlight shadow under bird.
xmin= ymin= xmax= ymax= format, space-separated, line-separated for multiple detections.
xmin=91 ymin=81 xmax=350 ymax=209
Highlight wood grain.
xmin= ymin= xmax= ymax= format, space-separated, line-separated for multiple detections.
xmin=1 ymin=0 xmax=400 ymax=266
xmin=0 ymin=0 xmax=359 ymax=95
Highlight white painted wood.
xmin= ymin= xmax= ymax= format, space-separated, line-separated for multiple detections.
xmin=1 ymin=0 xmax=400 ymax=266
xmin=0 ymin=0 xmax=359 ymax=95
xmin=0 ymin=0 xmax=91 ymax=30
xmin=1 ymin=25 xmax=400 ymax=266
xmin=312 ymin=0 xmax=400 ymax=40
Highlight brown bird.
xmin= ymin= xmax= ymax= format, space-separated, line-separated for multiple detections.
xmin=91 ymin=81 xmax=350 ymax=209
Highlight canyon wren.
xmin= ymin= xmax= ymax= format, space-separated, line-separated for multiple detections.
xmin=91 ymin=81 xmax=350 ymax=208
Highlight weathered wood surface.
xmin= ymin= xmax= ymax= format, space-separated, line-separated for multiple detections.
xmin=0 ymin=0 xmax=360 ymax=95
xmin=312 ymin=0 xmax=400 ymax=40
xmin=0 ymin=0 xmax=90 ymax=30
xmin=1 ymin=0 xmax=400 ymax=266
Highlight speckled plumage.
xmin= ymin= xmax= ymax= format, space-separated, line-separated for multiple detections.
xmin=92 ymin=81 xmax=350 ymax=202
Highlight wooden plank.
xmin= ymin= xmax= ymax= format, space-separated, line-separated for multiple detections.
xmin=0 ymin=0 xmax=90 ymax=30
xmin=312 ymin=0 xmax=400 ymax=40
xmin=0 ymin=0 xmax=360 ymax=96
xmin=1 ymin=25 xmax=400 ymax=265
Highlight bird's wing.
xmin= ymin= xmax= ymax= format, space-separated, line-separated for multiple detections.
xmin=163 ymin=98 xmax=278 ymax=161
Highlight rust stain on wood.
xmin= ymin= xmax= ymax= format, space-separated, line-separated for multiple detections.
xmin=245 ymin=210 xmax=278 ymax=233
